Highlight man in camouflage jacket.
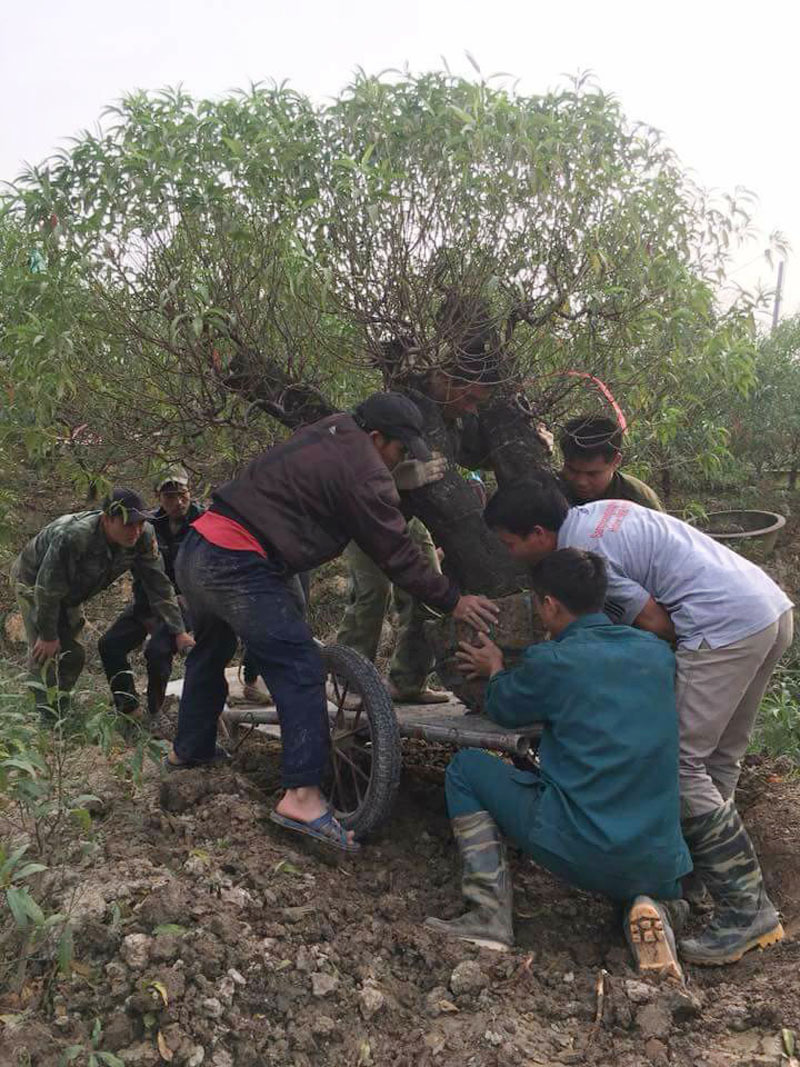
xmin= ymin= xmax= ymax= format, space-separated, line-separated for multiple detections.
xmin=10 ymin=488 xmax=192 ymax=719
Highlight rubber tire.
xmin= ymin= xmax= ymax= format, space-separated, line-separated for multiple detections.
xmin=321 ymin=643 xmax=401 ymax=839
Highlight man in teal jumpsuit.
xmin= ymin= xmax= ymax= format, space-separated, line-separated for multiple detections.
xmin=426 ymin=548 xmax=691 ymax=979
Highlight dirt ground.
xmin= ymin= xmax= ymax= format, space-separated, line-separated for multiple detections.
xmin=0 ymin=739 xmax=799 ymax=1067
xmin=1 ymin=480 xmax=800 ymax=1066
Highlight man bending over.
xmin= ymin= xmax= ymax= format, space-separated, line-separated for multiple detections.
xmin=484 ymin=477 xmax=792 ymax=965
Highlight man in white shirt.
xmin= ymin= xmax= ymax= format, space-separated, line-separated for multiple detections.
xmin=483 ymin=476 xmax=793 ymax=967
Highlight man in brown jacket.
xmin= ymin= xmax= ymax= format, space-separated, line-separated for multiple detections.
xmin=166 ymin=393 xmax=498 ymax=852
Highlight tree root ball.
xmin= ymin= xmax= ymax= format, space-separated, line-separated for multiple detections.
xmin=427 ymin=590 xmax=545 ymax=711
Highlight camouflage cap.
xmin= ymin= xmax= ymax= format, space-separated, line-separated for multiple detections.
xmin=155 ymin=465 xmax=190 ymax=493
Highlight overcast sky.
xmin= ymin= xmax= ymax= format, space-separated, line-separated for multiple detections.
xmin=2 ymin=0 xmax=798 ymax=324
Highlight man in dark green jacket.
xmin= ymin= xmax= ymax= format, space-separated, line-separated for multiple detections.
xmin=10 ymin=488 xmax=192 ymax=719
xmin=426 ymin=548 xmax=690 ymax=979
xmin=99 ymin=469 xmax=205 ymax=717
xmin=559 ymin=415 xmax=663 ymax=510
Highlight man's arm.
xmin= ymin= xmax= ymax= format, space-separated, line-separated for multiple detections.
xmin=633 ymin=597 xmax=676 ymax=643
xmin=32 ymin=541 xmax=72 ymax=642
xmin=130 ymin=530 xmax=187 ymax=636
xmin=457 ymin=634 xmax=556 ymax=728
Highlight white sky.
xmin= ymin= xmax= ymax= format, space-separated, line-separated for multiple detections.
xmin=2 ymin=0 xmax=798 ymax=325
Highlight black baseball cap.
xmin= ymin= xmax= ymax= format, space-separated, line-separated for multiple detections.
xmin=102 ymin=488 xmax=152 ymax=524
xmin=353 ymin=392 xmax=432 ymax=461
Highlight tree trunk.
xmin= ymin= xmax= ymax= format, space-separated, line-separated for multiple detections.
xmin=224 ymin=357 xmax=549 ymax=707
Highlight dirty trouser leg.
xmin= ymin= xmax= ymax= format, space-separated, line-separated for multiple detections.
xmin=335 ymin=541 xmax=390 ymax=662
xmin=98 ymin=609 xmax=150 ymax=713
xmin=445 ymin=749 xmax=681 ymax=901
xmin=706 ymin=610 xmax=793 ymax=800
xmin=144 ymin=620 xmax=180 ymax=717
xmin=14 ymin=584 xmax=86 ymax=719
xmin=175 ymin=531 xmax=328 ymax=786
xmin=388 ymin=517 xmax=439 ymax=693
xmin=676 ymin=611 xmax=794 ymax=818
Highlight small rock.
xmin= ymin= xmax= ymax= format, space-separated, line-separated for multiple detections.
xmin=220 ymin=886 xmax=253 ymax=908
xmin=283 ymin=905 xmax=314 ymax=924
xmin=102 ymin=1012 xmax=134 ymax=1051
xmin=228 ymin=968 xmax=246 ymax=987
xmin=425 ymin=986 xmax=451 ymax=1017
xmin=187 ymin=1047 xmax=205 ymax=1067
xmin=295 ymin=945 xmax=315 ymax=972
xmin=484 ymin=1030 xmax=503 ymax=1047
xmin=359 ymin=983 xmax=386 ymax=1020
xmin=644 ymin=1037 xmax=669 ymax=1066
xmin=449 ymin=960 xmax=487 ymax=996
xmin=105 ymin=960 xmax=130 ymax=996
xmin=311 ymin=1015 xmax=337 ymax=1037
xmin=151 ymin=934 xmax=179 ymax=962
xmin=211 ymin=1051 xmax=233 ymax=1067
xmin=120 ymin=933 xmax=151 ymax=970
xmin=625 ymin=979 xmax=656 ymax=1005
xmin=664 ymin=986 xmax=703 ymax=1020
xmin=216 ymin=976 xmax=236 ymax=1005
xmin=137 ymin=882 xmax=192 ymax=927
xmin=636 ymin=1002 xmax=672 ymax=1041
xmin=311 ymin=972 xmax=338 ymax=997
xmin=562 ymin=971 xmax=575 ymax=983
xmin=201 ymin=997 xmax=224 ymax=1019
xmin=118 ymin=1042 xmax=160 ymax=1066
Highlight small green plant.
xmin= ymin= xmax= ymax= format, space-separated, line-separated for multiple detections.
xmin=59 ymin=1018 xmax=125 ymax=1067
xmin=752 ymin=664 xmax=800 ymax=763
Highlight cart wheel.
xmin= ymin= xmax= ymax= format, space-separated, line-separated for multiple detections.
xmin=321 ymin=644 xmax=401 ymax=839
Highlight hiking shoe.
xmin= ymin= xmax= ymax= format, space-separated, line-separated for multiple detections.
xmin=679 ymin=894 xmax=784 ymax=965
xmin=625 ymin=896 xmax=683 ymax=983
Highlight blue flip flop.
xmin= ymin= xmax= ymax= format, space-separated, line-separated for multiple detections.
xmin=269 ymin=808 xmax=360 ymax=853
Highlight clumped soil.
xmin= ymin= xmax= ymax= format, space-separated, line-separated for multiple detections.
xmin=1 ymin=736 xmax=798 ymax=1067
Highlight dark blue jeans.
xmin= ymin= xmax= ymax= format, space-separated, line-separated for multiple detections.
xmin=174 ymin=530 xmax=329 ymax=788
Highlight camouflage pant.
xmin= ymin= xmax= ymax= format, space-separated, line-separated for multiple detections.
xmin=335 ymin=517 xmax=440 ymax=692
xmin=11 ymin=574 xmax=86 ymax=716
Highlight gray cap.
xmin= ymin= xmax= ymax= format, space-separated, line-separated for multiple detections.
xmin=155 ymin=465 xmax=189 ymax=493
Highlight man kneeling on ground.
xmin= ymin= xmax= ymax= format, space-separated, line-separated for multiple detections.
xmin=426 ymin=549 xmax=691 ymax=981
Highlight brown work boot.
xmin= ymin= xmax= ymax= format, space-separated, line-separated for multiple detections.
xmin=625 ymin=896 xmax=683 ymax=982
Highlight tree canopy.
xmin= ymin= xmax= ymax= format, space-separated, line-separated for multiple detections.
xmin=0 ymin=70 xmax=774 ymax=508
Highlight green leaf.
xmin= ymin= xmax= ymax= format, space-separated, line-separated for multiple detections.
xmin=6 ymin=886 xmax=31 ymax=928
xmin=153 ymin=923 xmax=188 ymax=936
xmin=71 ymin=808 xmax=92 ymax=833
xmin=12 ymin=863 xmax=48 ymax=881
xmin=58 ymin=922 xmax=74 ymax=975
xmin=95 ymin=1054 xmax=125 ymax=1067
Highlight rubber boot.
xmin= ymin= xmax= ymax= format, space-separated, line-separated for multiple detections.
xmin=679 ymin=798 xmax=784 ymax=966
xmin=424 ymin=811 xmax=513 ymax=951
xmin=624 ymin=897 xmax=684 ymax=982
